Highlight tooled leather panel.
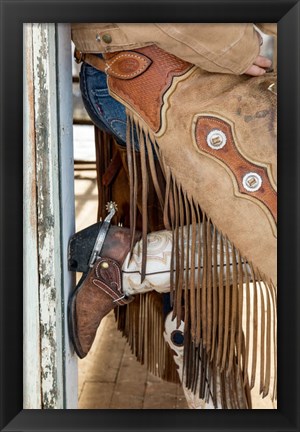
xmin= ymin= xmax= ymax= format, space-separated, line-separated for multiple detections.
xmin=106 ymin=51 xmax=152 ymax=80
xmin=194 ymin=116 xmax=277 ymax=224
xmin=106 ymin=45 xmax=193 ymax=133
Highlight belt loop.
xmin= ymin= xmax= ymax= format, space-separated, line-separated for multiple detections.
xmin=74 ymin=49 xmax=85 ymax=64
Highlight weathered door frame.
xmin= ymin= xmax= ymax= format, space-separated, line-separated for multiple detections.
xmin=23 ymin=23 xmax=77 ymax=409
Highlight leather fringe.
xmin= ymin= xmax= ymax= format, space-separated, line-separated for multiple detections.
xmin=125 ymin=111 xmax=277 ymax=406
xmin=183 ymin=319 xmax=252 ymax=409
xmin=114 ymin=292 xmax=180 ymax=384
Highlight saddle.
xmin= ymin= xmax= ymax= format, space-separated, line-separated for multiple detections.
xmin=101 ymin=44 xmax=277 ymax=403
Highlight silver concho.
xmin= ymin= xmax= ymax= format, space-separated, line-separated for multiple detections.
xmin=242 ymin=172 xmax=262 ymax=192
xmin=206 ymin=129 xmax=227 ymax=150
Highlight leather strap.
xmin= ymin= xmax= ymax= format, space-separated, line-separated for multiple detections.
xmin=75 ymin=49 xmax=106 ymax=72
xmin=91 ymin=256 xmax=133 ymax=306
xmin=74 ymin=48 xmax=152 ymax=80
xmin=102 ymin=150 xmax=123 ymax=187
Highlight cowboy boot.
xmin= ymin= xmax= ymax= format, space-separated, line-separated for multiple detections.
xmin=69 ymin=222 xmax=248 ymax=359
xmin=68 ymin=214 xmax=141 ymax=359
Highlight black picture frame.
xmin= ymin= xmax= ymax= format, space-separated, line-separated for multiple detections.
xmin=1 ymin=0 xmax=299 ymax=431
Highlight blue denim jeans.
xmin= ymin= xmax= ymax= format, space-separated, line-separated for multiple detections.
xmin=80 ymin=59 xmax=131 ymax=147
xmin=79 ymin=59 xmax=159 ymax=157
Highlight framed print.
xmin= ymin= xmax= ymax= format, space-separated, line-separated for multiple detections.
xmin=1 ymin=0 xmax=300 ymax=431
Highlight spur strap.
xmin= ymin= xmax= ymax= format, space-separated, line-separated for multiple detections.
xmin=88 ymin=202 xmax=117 ymax=268
xmin=89 ymin=256 xmax=133 ymax=306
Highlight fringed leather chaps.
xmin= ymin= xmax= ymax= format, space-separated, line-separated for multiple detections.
xmin=104 ymin=44 xmax=277 ymax=405
xmin=121 ymin=228 xmax=275 ymax=408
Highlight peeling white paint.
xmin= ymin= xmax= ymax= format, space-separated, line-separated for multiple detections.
xmin=23 ymin=23 xmax=77 ymax=409
xmin=23 ymin=23 xmax=42 ymax=410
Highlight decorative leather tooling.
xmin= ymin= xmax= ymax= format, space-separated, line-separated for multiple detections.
xmin=105 ymin=51 xmax=152 ymax=80
xmin=107 ymin=44 xmax=193 ymax=132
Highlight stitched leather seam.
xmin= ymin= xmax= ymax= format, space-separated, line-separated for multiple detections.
xmin=92 ymin=279 xmax=119 ymax=300
xmin=91 ymin=280 xmax=127 ymax=305
xmin=201 ymin=117 xmax=276 ymax=198
xmin=194 ymin=115 xmax=277 ymax=229
xmin=93 ymin=259 xmax=131 ymax=305
xmin=106 ymin=53 xmax=149 ymax=78
xmin=204 ymin=119 xmax=276 ymax=198
xmin=94 ymin=258 xmax=122 ymax=293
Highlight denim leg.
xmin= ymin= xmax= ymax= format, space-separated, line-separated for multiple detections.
xmin=80 ymin=61 xmax=138 ymax=148
xmin=78 ymin=59 xmax=161 ymax=157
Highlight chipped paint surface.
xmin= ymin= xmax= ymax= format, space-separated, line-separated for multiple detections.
xmin=23 ymin=23 xmax=77 ymax=409
xmin=32 ymin=23 xmax=63 ymax=409
xmin=23 ymin=23 xmax=42 ymax=410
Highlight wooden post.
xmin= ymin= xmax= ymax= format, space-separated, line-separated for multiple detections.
xmin=23 ymin=23 xmax=77 ymax=409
